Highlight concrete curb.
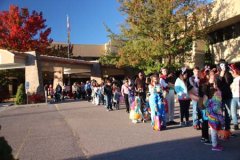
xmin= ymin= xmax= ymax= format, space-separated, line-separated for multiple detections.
xmin=0 ymin=102 xmax=49 ymax=113
xmin=0 ymin=99 xmax=80 ymax=113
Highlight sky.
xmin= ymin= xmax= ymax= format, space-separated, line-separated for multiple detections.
xmin=0 ymin=0 xmax=125 ymax=44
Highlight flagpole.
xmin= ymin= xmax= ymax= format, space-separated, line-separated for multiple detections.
xmin=67 ymin=15 xmax=71 ymax=86
xmin=67 ymin=15 xmax=70 ymax=59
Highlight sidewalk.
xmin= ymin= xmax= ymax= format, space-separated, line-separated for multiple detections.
xmin=0 ymin=98 xmax=84 ymax=113
xmin=0 ymin=102 xmax=49 ymax=113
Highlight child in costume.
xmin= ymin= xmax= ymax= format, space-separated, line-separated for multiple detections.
xmin=148 ymin=74 xmax=166 ymax=130
xmin=204 ymin=78 xmax=225 ymax=151
xmin=130 ymin=91 xmax=143 ymax=123
xmin=143 ymin=92 xmax=151 ymax=122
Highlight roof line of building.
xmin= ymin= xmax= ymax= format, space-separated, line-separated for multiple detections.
xmin=40 ymin=55 xmax=95 ymax=65
xmin=52 ymin=41 xmax=106 ymax=46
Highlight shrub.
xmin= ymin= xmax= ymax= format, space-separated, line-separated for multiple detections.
xmin=15 ymin=84 xmax=26 ymax=105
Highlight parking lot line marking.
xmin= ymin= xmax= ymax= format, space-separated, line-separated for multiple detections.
xmin=15 ymin=128 xmax=31 ymax=159
xmin=55 ymin=104 xmax=60 ymax=111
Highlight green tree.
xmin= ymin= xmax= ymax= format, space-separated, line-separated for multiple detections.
xmin=15 ymin=84 xmax=26 ymax=105
xmin=101 ymin=0 xmax=214 ymax=74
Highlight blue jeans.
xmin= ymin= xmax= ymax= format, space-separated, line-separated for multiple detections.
xmin=231 ymin=98 xmax=240 ymax=125
xmin=192 ymin=100 xmax=199 ymax=126
xmin=105 ymin=94 xmax=112 ymax=110
xmin=104 ymin=95 xmax=107 ymax=108
xmin=222 ymin=99 xmax=232 ymax=130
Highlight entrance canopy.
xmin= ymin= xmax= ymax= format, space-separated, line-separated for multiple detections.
xmin=0 ymin=49 xmax=94 ymax=76
xmin=40 ymin=55 xmax=94 ymax=78
xmin=0 ymin=49 xmax=94 ymax=94
xmin=0 ymin=49 xmax=26 ymax=70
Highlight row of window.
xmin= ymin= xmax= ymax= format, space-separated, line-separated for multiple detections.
xmin=208 ymin=21 xmax=240 ymax=44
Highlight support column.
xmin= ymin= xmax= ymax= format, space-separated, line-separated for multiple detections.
xmin=25 ymin=51 xmax=44 ymax=95
xmin=91 ymin=63 xmax=102 ymax=83
xmin=192 ymin=40 xmax=206 ymax=68
xmin=53 ymin=67 xmax=64 ymax=89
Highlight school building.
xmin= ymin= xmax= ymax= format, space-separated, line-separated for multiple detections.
xmin=192 ymin=0 xmax=240 ymax=68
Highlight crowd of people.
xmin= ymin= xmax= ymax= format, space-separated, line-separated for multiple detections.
xmin=44 ymin=59 xmax=240 ymax=152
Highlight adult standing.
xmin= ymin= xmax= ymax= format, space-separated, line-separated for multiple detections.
xmin=160 ymin=68 xmax=177 ymax=125
xmin=189 ymin=66 xmax=201 ymax=129
xmin=85 ymin=81 xmax=92 ymax=102
xmin=48 ymin=84 xmax=54 ymax=98
xmin=229 ymin=64 xmax=240 ymax=130
xmin=216 ymin=59 xmax=233 ymax=131
xmin=121 ymin=79 xmax=130 ymax=113
xmin=128 ymin=77 xmax=135 ymax=105
xmin=99 ymin=82 xmax=105 ymax=105
xmin=72 ymin=82 xmax=78 ymax=100
xmin=55 ymin=83 xmax=62 ymax=102
xmin=135 ymin=71 xmax=146 ymax=113
xmin=80 ymin=82 xmax=86 ymax=100
xmin=104 ymin=79 xmax=113 ymax=111
xmin=175 ymin=68 xmax=191 ymax=126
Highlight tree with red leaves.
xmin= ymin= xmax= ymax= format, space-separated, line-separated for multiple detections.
xmin=0 ymin=5 xmax=52 ymax=53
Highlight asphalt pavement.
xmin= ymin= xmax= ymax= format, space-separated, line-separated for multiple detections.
xmin=0 ymin=100 xmax=239 ymax=160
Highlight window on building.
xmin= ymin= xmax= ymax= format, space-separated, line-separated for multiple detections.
xmin=208 ymin=21 xmax=240 ymax=44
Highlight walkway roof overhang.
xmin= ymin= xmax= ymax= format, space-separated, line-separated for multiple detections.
xmin=40 ymin=55 xmax=93 ymax=65
xmin=39 ymin=55 xmax=94 ymax=75
xmin=208 ymin=14 xmax=240 ymax=32
xmin=0 ymin=49 xmax=27 ymax=70
xmin=0 ymin=63 xmax=26 ymax=70
xmin=0 ymin=50 xmax=96 ymax=77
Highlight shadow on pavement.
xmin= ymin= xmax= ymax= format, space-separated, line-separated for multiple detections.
xmin=0 ymin=136 xmax=17 ymax=160
xmin=66 ymin=134 xmax=240 ymax=160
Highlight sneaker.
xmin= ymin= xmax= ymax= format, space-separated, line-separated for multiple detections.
xmin=193 ymin=125 xmax=198 ymax=130
xmin=161 ymin=125 xmax=167 ymax=130
xmin=185 ymin=121 xmax=191 ymax=126
xmin=204 ymin=140 xmax=212 ymax=145
xmin=212 ymin=145 xmax=223 ymax=151
xmin=132 ymin=120 xmax=137 ymax=124
xmin=166 ymin=122 xmax=171 ymax=126
xmin=230 ymin=133 xmax=237 ymax=137
xmin=200 ymin=138 xmax=205 ymax=143
xmin=233 ymin=125 xmax=239 ymax=130
xmin=180 ymin=122 xmax=185 ymax=126
xmin=171 ymin=121 xmax=179 ymax=125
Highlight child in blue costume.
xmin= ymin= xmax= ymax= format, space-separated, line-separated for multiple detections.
xmin=148 ymin=74 xmax=166 ymax=129
xmin=130 ymin=91 xmax=143 ymax=123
